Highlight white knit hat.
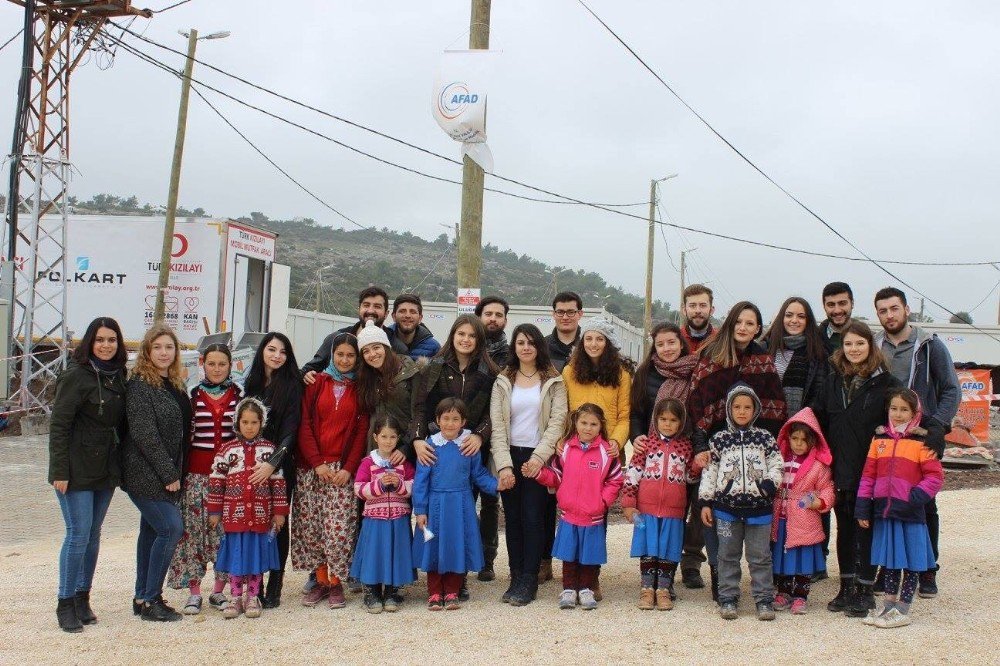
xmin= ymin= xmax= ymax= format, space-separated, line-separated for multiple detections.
xmin=357 ymin=320 xmax=390 ymax=350
xmin=579 ymin=317 xmax=620 ymax=350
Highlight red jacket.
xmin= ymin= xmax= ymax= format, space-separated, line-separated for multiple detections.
xmin=206 ymin=437 xmax=288 ymax=534
xmin=770 ymin=408 xmax=835 ymax=549
xmin=536 ymin=435 xmax=623 ymax=527
xmin=621 ymin=435 xmax=697 ymax=519
xmin=297 ymin=374 xmax=369 ymax=475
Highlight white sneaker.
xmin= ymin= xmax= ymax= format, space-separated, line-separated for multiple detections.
xmin=182 ymin=594 xmax=202 ymax=615
xmin=874 ymin=607 xmax=911 ymax=628
xmin=861 ymin=601 xmax=887 ymax=626
xmin=558 ymin=589 xmax=577 ymax=609
xmin=578 ymin=588 xmax=598 ymax=610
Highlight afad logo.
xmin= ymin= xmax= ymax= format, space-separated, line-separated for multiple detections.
xmin=37 ymin=256 xmax=126 ymax=285
xmin=147 ymin=233 xmax=204 ymax=274
xmin=437 ymin=81 xmax=480 ymax=120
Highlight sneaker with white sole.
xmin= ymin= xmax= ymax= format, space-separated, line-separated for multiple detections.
xmin=208 ymin=592 xmax=229 ymax=611
xmin=578 ymin=588 xmax=598 ymax=610
xmin=558 ymin=589 xmax=577 ymax=609
xmin=862 ymin=601 xmax=887 ymax=626
xmin=244 ymin=596 xmax=262 ymax=619
xmin=182 ymin=594 xmax=202 ymax=615
xmin=873 ymin=607 xmax=911 ymax=628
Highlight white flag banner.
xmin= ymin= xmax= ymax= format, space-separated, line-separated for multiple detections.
xmin=432 ymin=49 xmax=499 ymax=172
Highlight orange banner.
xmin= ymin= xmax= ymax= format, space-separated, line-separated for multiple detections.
xmin=956 ymin=369 xmax=992 ymax=442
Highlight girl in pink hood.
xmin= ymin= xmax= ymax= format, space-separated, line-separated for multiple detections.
xmin=771 ymin=408 xmax=835 ymax=614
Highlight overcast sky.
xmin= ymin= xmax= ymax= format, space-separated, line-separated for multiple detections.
xmin=1 ymin=1 xmax=997 ymax=324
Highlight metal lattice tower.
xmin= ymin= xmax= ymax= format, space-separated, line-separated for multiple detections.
xmin=2 ymin=1 xmax=150 ymax=414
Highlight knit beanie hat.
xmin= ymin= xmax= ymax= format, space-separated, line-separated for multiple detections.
xmin=579 ymin=317 xmax=620 ymax=350
xmin=357 ymin=320 xmax=390 ymax=350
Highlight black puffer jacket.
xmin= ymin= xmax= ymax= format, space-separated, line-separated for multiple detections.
xmin=48 ymin=361 xmax=127 ymax=490
xmin=811 ymin=369 xmax=902 ymax=492
xmin=121 ymin=377 xmax=188 ymax=502
xmin=409 ymin=357 xmax=496 ymax=442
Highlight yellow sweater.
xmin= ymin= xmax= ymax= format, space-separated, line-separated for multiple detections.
xmin=561 ymin=365 xmax=632 ymax=445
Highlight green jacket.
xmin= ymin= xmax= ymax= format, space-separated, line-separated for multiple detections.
xmin=371 ymin=357 xmax=422 ymax=456
xmin=48 ymin=361 xmax=127 ymax=490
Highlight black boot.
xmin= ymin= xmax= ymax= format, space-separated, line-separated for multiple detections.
xmin=57 ymin=597 xmax=83 ymax=633
xmin=710 ymin=566 xmax=719 ymax=603
xmin=502 ymin=570 xmax=521 ymax=603
xmin=510 ymin=573 xmax=538 ymax=607
xmin=262 ymin=570 xmax=284 ymax=609
xmin=827 ymin=577 xmax=854 ymax=612
xmin=73 ymin=591 xmax=97 ymax=625
xmin=846 ymin=583 xmax=876 ymax=617
xmin=477 ymin=560 xmax=496 ymax=582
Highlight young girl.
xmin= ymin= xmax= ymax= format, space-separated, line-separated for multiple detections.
xmin=350 ymin=416 xmax=416 ymax=614
xmin=699 ymin=383 xmax=783 ymax=621
xmin=412 ymin=398 xmax=498 ymax=610
xmin=771 ymin=408 xmax=835 ymax=615
xmin=207 ymin=398 xmax=288 ymax=619
xmin=621 ymin=398 xmax=697 ymax=611
xmin=855 ymin=388 xmax=943 ymax=628
xmin=168 ymin=343 xmax=242 ymax=614
xmin=534 ymin=403 xmax=623 ymax=610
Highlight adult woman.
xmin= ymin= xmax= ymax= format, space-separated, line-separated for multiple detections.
xmin=292 ymin=332 xmax=369 ymax=610
xmin=764 ymin=297 xmax=828 ymax=416
xmin=490 ymin=323 xmax=568 ymax=606
xmin=355 ymin=321 xmax=420 ymax=460
xmin=121 ymin=324 xmax=190 ymax=622
xmin=561 ymin=317 xmax=633 ymax=455
xmin=688 ymin=301 xmax=787 ymax=601
xmin=628 ymin=321 xmax=700 ymax=589
xmin=243 ymin=332 xmax=303 ymax=608
xmin=811 ymin=320 xmax=901 ymax=617
xmin=49 ymin=317 xmax=128 ymax=632
xmin=410 ymin=314 xmax=499 ymax=588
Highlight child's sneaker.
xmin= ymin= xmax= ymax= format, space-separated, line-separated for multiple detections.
xmin=873 ymin=607 xmax=911 ymax=628
xmin=182 ymin=594 xmax=202 ymax=615
xmin=327 ymin=583 xmax=347 ymax=609
xmin=223 ymin=597 xmax=244 ymax=620
xmin=756 ymin=601 xmax=776 ymax=621
xmin=558 ymin=589 xmax=578 ymax=609
xmin=383 ymin=587 xmax=403 ymax=612
xmin=578 ymin=588 xmax=598 ymax=610
xmin=363 ymin=586 xmax=383 ymax=614
xmin=637 ymin=588 xmax=655 ymax=610
xmin=444 ymin=594 xmax=461 ymax=610
xmin=208 ymin=592 xmax=229 ymax=611
xmin=427 ymin=594 xmax=444 ymax=611
xmin=862 ymin=601 xmax=888 ymax=626
xmin=790 ymin=598 xmax=808 ymax=614
xmin=773 ymin=593 xmax=792 ymax=611
xmin=346 ymin=576 xmax=364 ymax=594
xmin=244 ymin=596 xmax=262 ymax=619
xmin=301 ymin=584 xmax=329 ymax=607
xmin=655 ymin=588 xmax=673 ymax=611
xmin=719 ymin=601 xmax=739 ymax=620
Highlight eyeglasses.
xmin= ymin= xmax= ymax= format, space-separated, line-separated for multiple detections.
xmin=553 ymin=309 xmax=579 ymax=318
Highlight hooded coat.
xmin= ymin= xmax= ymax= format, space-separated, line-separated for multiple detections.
xmin=770 ymin=408 xmax=836 ymax=549
xmin=698 ymin=383 xmax=784 ymax=519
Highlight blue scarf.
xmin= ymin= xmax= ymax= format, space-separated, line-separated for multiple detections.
xmin=323 ymin=363 xmax=355 ymax=382
xmin=198 ymin=376 xmax=233 ymax=397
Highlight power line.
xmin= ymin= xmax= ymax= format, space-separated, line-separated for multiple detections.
xmin=0 ymin=28 xmax=23 ymax=53
xmin=575 ymin=0 xmax=1000 ymax=343
xmin=967 ymin=280 xmax=1000 ymax=316
xmin=157 ymin=0 xmax=193 ymax=12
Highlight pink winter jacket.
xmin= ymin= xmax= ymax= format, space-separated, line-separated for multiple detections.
xmin=536 ymin=435 xmax=624 ymax=527
xmin=770 ymin=408 xmax=836 ymax=549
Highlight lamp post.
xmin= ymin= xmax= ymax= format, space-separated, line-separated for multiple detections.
xmin=644 ymin=173 xmax=678 ymax=354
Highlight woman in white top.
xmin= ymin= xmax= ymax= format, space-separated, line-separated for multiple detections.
xmin=490 ymin=323 xmax=568 ymax=607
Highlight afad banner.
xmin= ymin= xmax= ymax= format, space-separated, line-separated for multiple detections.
xmin=956 ymin=368 xmax=992 ymax=442
xmin=432 ymin=49 xmax=498 ymax=172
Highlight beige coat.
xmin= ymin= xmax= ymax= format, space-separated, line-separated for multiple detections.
xmin=489 ymin=372 xmax=568 ymax=473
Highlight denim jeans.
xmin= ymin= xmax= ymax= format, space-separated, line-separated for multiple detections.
xmin=128 ymin=495 xmax=183 ymax=602
xmin=55 ymin=488 xmax=115 ymax=598
xmin=715 ymin=515 xmax=774 ymax=604
xmin=500 ymin=447 xmax=550 ymax=575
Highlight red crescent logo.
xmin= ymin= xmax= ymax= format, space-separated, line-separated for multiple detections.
xmin=171 ymin=233 xmax=189 ymax=258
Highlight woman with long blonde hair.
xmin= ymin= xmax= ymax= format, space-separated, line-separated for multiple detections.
xmin=121 ymin=325 xmax=191 ymax=622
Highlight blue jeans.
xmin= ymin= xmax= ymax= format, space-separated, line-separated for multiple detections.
xmin=55 ymin=488 xmax=115 ymax=598
xmin=128 ymin=495 xmax=183 ymax=602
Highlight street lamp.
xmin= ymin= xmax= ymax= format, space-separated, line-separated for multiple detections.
xmin=644 ymin=173 xmax=678 ymax=353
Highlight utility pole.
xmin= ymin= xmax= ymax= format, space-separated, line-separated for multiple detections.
xmin=679 ymin=249 xmax=688 ymax=323
xmin=154 ymin=29 xmax=198 ymax=323
xmin=456 ymin=0 xmax=490 ymax=303
xmin=643 ymin=179 xmax=656 ymax=355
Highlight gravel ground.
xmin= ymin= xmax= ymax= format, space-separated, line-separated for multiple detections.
xmin=2 ymin=436 xmax=997 ymax=663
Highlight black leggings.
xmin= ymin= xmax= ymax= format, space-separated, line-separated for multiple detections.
xmin=833 ymin=489 xmax=874 ymax=584
xmin=500 ymin=447 xmax=550 ymax=575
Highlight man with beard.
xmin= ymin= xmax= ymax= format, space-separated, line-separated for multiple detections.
xmin=476 ymin=296 xmax=510 ymax=368
xmin=819 ymin=282 xmax=855 ymax=358
xmin=302 ymin=286 xmax=407 ymax=381
xmin=874 ymin=287 xmax=959 ymax=599
xmin=545 ymin=291 xmax=584 ymax=372
xmin=389 ymin=293 xmax=441 ymax=360
xmin=678 ymin=284 xmax=716 ymax=353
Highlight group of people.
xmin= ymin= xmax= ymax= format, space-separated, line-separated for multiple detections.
xmin=48 ymin=280 xmax=959 ymax=632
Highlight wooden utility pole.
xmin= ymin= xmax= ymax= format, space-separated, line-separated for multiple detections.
xmin=679 ymin=249 xmax=688 ymax=323
xmin=643 ymin=179 xmax=656 ymax=355
xmin=154 ymin=28 xmax=198 ymax=323
xmin=456 ymin=0 xmax=491 ymax=300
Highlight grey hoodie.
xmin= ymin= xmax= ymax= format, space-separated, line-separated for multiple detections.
xmin=875 ymin=326 xmax=960 ymax=430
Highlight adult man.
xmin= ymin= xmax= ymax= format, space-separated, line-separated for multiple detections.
xmin=475 ymin=296 xmax=510 ymax=368
xmin=302 ymin=286 xmax=406 ymax=378
xmin=678 ymin=284 xmax=716 ymax=353
xmin=388 ymin=293 xmax=441 ymax=361
xmin=874 ymin=287 xmax=959 ymax=599
xmin=819 ymin=282 xmax=855 ymax=357
xmin=545 ymin=291 xmax=583 ymax=372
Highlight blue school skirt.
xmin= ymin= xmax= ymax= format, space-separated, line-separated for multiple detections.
xmin=771 ymin=518 xmax=826 ymax=576
xmin=629 ymin=515 xmax=684 ymax=561
xmin=350 ymin=515 xmax=416 ymax=586
xmin=215 ymin=531 xmax=280 ymax=576
xmin=871 ymin=518 xmax=935 ymax=572
xmin=552 ymin=519 xmax=607 ymax=565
